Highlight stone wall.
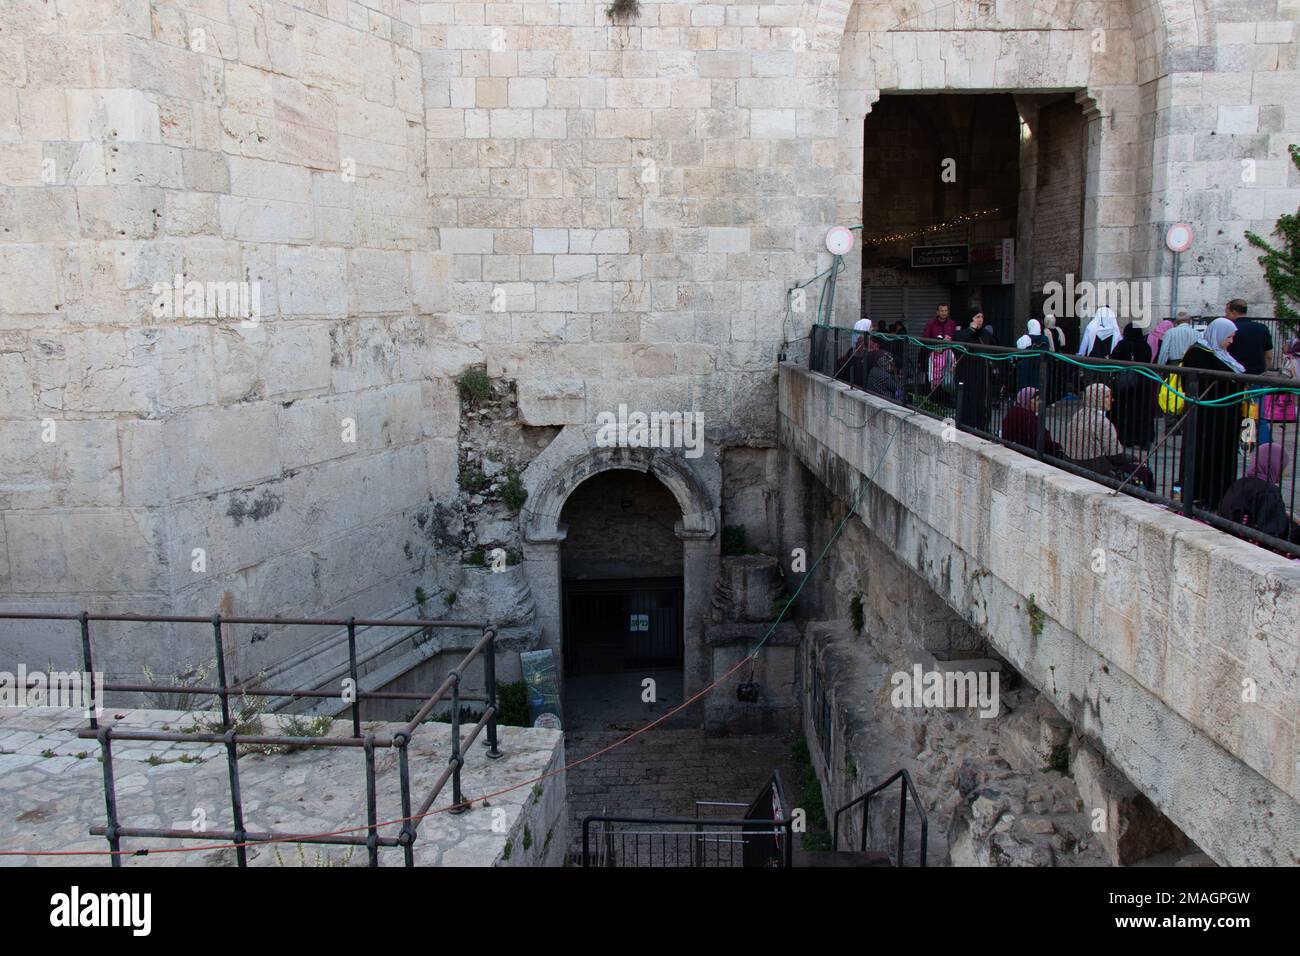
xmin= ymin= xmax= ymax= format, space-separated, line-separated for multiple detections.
xmin=560 ymin=469 xmax=683 ymax=579
xmin=2 ymin=0 xmax=1297 ymax=692
xmin=780 ymin=361 xmax=1300 ymax=866
xmin=1029 ymin=98 xmax=1088 ymax=324
xmin=782 ymin=453 xmax=1200 ymax=865
xmin=0 ymin=0 xmax=448 ymax=687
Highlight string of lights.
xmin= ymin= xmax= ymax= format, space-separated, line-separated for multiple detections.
xmin=859 ymin=207 xmax=1002 ymax=247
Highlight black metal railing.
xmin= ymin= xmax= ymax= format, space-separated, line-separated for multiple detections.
xmin=1174 ymin=315 xmax=1296 ymax=372
xmin=832 ymin=768 xmax=928 ymax=867
xmin=809 ymin=324 xmax=1300 ymax=558
xmin=0 ymin=610 xmax=502 ymax=867
xmin=581 ymin=814 xmax=794 ymax=867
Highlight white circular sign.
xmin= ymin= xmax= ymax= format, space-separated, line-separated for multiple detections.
xmin=825 ymin=225 xmax=854 ymax=256
xmin=1166 ymin=222 xmax=1194 ymax=253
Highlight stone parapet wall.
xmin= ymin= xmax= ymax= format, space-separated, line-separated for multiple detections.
xmin=780 ymin=361 xmax=1300 ymax=865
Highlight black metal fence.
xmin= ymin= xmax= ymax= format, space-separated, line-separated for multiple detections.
xmin=1177 ymin=316 xmax=1297 ymax=372
xmin=810 ymin=324 xmax=1300 ymax=558
xmin=581 ymin=815 xmax=794 ymax=867
xmin=0 ymin=611 xmax=501 ymax=867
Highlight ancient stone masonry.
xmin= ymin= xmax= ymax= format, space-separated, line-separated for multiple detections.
xmin=2 ymin=0 xmax=1298 ymax=693
xmin=0 ymin=0 xmax=1297 ymax=874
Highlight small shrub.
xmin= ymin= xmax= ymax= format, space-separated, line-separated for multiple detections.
xmin=791 ymin=738 xmax=828 ymax=833
xmin=278 ymin=713 xmax=334 ymax=751
xmin=501 ymin=466 xmax=527 ymax=511
xmin=1027 ymin=595 xmax=1046 ymax=639
xmin=457 ymin=367 xmax=492 ymax=405
xmin=445 ymin=591 xmax=458 ymax=607
xmin=465 ymin=548 xmax=486 ymax=566
xmin=522 ymin=825 xmax=533 ymax=851
xmin=461 ymin=468 xmax=488 ymax=494
xmin=496 ymin=681 xmax=528 ymax=727
xmin=274 ymin=844 xmax=356 ymax=868
xmin=414 ymin=586 xmax=428 ymax=607
xmin=1046 ymin=743 xmax=1071 ymax=776
xmin=606 ymin=0 xmax=640 ymax=20
xmin=142 ymin=658 xmax=215 ymax=712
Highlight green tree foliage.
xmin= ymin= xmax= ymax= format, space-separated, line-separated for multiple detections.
xmin=1246 ymin=144 xmax=1300 ymax=327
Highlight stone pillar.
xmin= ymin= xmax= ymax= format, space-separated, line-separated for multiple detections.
xmin=1013 ymin=95 xmax=1040 ymax=322
xmin=521 ymin=527 xmax=566 ymax=692
xmin=678 ymin=526 xmax=719 ymax=704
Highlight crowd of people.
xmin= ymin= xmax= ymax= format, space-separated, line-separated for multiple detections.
xmin=833 ymin=299 xmax=1300 ymax=548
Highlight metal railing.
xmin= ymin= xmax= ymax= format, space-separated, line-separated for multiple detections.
xmin=832 ymin=769 xmax=928 ymax=867
xmin=1172 ymin=315 xmax=1296 ymax=372
xmin=581 ymin=814 xmax=794 ymax=867
xmin=810 ymin=324 xmax=1300 ymax=558
xmin=0 ymin=610 xmax=502 ymax=867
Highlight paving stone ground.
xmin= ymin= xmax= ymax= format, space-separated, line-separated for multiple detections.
xmin=561 ymin=670 xmax=805 ymax=864
xmin=0 ymin=706 xmax=563 ymax=867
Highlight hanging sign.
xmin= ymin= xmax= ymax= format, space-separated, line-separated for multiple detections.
xmin=911 ymin=244 xmax=969 ymax=268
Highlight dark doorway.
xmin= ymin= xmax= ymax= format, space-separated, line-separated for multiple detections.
xmin=562 ymin=577 xmax=684 ymax=676
xmin=557 ymin=468 xmax=688 ymax=726
xmin=860 ymin=93 xmax=1022 ymax=336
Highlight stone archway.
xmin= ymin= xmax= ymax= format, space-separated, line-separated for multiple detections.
xmin=518 ymin=428 xmax=720 ymax=711
xmin=818 ymin=0 xmax=1189 ymax=327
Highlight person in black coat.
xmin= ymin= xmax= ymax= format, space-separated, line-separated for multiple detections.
xmin=1179 ymin=319 xmax=1245 ymax=510
xmin=955 ymin=308 xmax=993 ymax=431
xmin=1109 ymin=323 xmax=1158 ymax=448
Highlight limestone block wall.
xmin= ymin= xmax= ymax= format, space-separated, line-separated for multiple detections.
xmin=779 ymin=362 xmax=1300 ymax=866
xmin=3 ymin=0 xmax=1298 ymax=689
xmin=418 ymin=0 xmax=835 ymax=443
xmin=0 ymin=0 xmax=448 ymax=683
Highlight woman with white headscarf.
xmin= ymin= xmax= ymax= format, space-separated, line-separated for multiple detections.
xmin=1042 ymin=314 xmax=1065 ymax=352
xmin=1078 ymin=306 xmax=1120 ymax=358
xmin=1015 ymin=319 xmax=1050 ymax=392
xmin=1178 ymin=317 xmax=1244 ymax=508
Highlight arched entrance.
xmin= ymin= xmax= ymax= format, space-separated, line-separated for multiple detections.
xmin=818 ymin=0 xmax=1205 ymax=326
xmin=519 ymin=432 xmax=720 ymax=722
xmin=558 ymin=469 xmax=686 ymax=726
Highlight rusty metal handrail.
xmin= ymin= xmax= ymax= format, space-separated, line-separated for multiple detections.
xmin=0 ymin=610 xmax=503 ymax=868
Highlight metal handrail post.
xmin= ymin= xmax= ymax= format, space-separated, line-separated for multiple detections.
xmin=484 ymin=627 xmax=501 ymax=758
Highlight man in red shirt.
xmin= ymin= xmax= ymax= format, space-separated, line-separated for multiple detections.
xmin=923 ymin=304 xmax=956 ymax=340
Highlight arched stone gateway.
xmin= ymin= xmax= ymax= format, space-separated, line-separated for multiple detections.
xmin=816 ymin=0 xmax=1220 ymax=329
xmin=519 ymin=427 xmax=721 ymax=714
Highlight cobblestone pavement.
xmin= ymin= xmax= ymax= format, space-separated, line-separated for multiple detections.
xmin=561 ymin=671 xmax=804 ymax=864
xmin=0 ymin=706 xmax=563 ymax=867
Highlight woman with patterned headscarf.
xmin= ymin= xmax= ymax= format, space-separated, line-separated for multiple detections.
xmin=1062 ymin=384 xmax=1154 ymax=488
